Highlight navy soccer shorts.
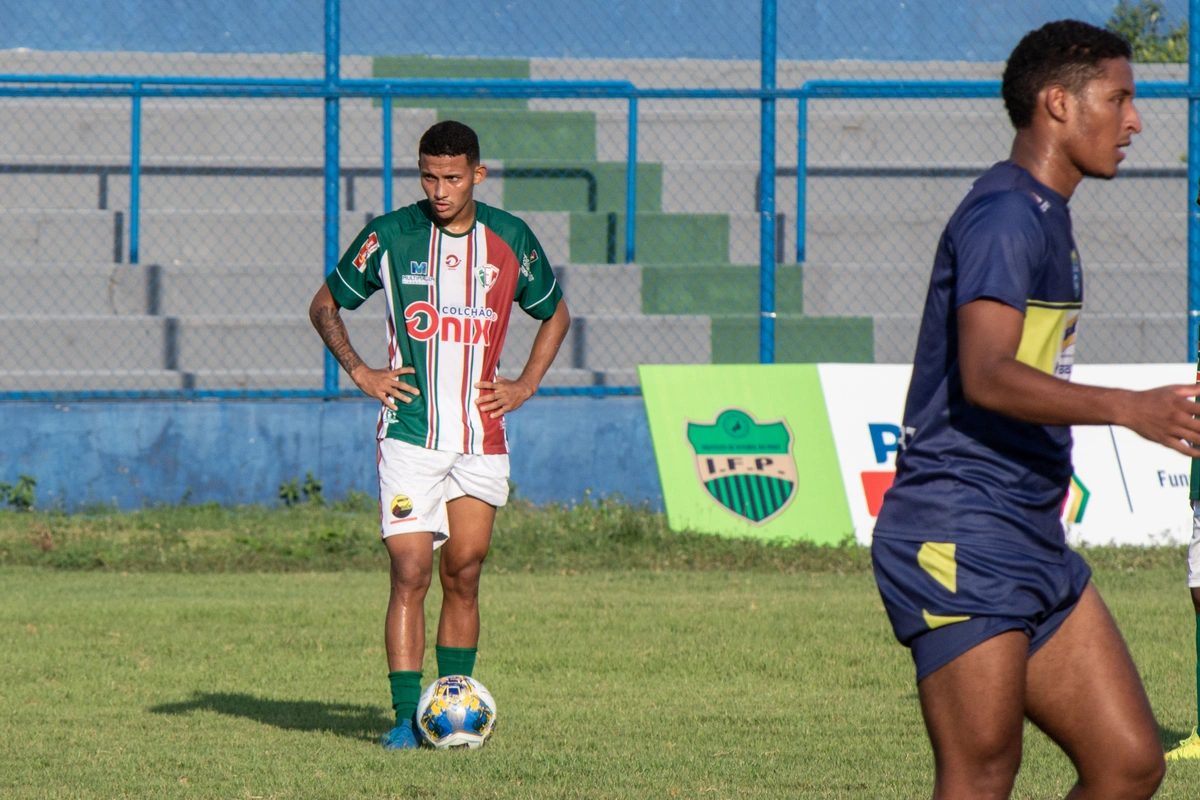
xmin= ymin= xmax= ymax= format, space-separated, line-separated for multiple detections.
xmin=871 ymin=536 xmax=1092 ymax=682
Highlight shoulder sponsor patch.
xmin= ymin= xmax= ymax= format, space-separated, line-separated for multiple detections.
xmin=352 ymin=232 xmax=380 ymax=272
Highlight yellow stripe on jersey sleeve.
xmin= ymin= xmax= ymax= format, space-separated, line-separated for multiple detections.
xmin=1015 ymin=301 xmax=1080 ymax=376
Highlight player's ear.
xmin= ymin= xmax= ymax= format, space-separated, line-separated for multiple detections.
xmin=1042 ymin=83 xmax=1070 ymax=125
xmin=473 ymin=163 xmax=487 ymax=186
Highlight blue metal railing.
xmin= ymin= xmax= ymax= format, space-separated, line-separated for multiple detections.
xmin=2 ymin=0 xmax=1199 ymax=401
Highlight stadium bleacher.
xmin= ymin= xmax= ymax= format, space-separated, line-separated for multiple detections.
xmin=0 ymin=53 xmax=1188 ymax=392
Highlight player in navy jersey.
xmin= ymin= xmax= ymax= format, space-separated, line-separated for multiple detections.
xmin=873 ymin=20 xmax=1200 ymax=798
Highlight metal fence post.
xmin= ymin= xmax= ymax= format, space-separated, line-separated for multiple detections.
xmin=759 ymin=0 xmax=777 ymax=364
xmin=323 ymin=0 xmax=341 ymax=394
xmin=625 ymin=95 xmax=638 ymax=263
xmin=1189 ymin=0 xmax=1200 ymax=359
xmin=796 ymin=95 xmax=806 ymax=265
xmin=382 ymin=95 xmax=393 ymax=214
xmin=129 ymin=83 xmax=141 ymax=265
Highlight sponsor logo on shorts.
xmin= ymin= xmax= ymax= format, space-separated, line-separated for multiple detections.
xmin=352 ymin=232 xmax=380 ymax=272
xmin=404 ymin=301 xmax=495 ymax=346
xmin=390 ymin=494 xmax=414 ymax=518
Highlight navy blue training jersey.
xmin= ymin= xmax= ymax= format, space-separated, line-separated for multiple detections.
xmin=874 ymin=161 xmax=1083 ymax=557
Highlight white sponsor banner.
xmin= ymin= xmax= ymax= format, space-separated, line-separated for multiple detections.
xmin=818 ymin=363 xmax=1196 ymax=547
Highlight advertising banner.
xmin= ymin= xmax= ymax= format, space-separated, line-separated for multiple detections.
xmin=638 ymin=364 xmax=853 ymax=544
xmin=642 ymin=363 xmax=1196 ymax=546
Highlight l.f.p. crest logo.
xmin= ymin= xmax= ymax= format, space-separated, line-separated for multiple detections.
xmin=686 ymin=408 xmax=797 ymax=524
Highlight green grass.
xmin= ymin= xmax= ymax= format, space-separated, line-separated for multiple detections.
xmin=1 ymin=506 xmax=1197 ymax=797
xmin=0 ymin=501 xmax=873 ymax=575
xmin=1 ymin=565 xmax=1198 ymax=798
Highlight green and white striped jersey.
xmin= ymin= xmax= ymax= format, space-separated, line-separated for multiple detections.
xmin=327 ymin=200 xmax=562 ymax=455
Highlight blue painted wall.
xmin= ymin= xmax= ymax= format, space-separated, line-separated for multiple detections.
xmin=0 ymin=397 xmax=662 ymax=511
xmin=0 ymin=1 xmax=1183 ymax=62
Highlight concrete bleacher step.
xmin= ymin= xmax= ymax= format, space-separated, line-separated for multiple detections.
xmin=803 ymin=263 xmax=1187 ymax=318
xmin=0 ymin=369 xmax=183 ymax=392
xmin=710 ymin=315 xmax=874 ymax=363
xmin=874 ymin=313 xmax=1189 ymax=365
xmin=0 ymin=315 xmax=166 ymax=371
xmin=569 ymin=212 xmax=730 ymax=264
xmin=0 ymin=211 xmax=122 ymax=264
xmin=0 ymin=99 xmax=432 ymax=164
xmin=501 ymin=160 xmax=662 ymax=214
xmin=0 ymin=261 xmax=639 ymax=320
xmin=640 ymin=265 xmax=803 ymax=315
xmin=0 ymin=264 xmax=151 ymax=315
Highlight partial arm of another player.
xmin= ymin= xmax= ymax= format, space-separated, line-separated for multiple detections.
xmin=474 ymin=298 xmax=570 ymax=419
xmin=308 ymin=284 xmax=419 ymax=411
xmin=958 ymin=298 xmax=1200 ymax=457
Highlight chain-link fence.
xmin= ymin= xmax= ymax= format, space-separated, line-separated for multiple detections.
xmin=0 ymin=0 xmax=1194 ymax=398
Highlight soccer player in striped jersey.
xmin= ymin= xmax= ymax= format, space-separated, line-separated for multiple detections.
xmin=309 ymin=121 xmax=570 ymax=750
xmin=1166 ymin=346 xmax=1200 ymax=761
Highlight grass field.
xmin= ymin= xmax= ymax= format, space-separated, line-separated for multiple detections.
xmin=1 ymin=506 xmax=1199 ymax=798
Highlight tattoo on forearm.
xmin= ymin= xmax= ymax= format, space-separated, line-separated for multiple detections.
xmin=312 ymin=306 xmax=365 ymax=376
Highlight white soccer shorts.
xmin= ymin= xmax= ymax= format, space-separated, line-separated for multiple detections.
xmin=377 ymin=438 xmax=509 ymax=547
xmin=1190 ymin=500 xmax=1200 ymax=588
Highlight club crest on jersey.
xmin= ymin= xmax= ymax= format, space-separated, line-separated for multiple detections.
xmin=475 ymin=264 xmax=500 ymax=293
xmin=404 ymin=301 xmax=495 ymax=346
xmin=352 ymin=232 xmax=380 ymax=272
xmin=686 ymin=408 xmax=798 ymax=525
xmin=444 ymin=253 xmax=461 ymax=270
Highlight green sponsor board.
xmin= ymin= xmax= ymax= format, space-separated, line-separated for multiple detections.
xmin=639 ymin=365 xmax=852 ymax=544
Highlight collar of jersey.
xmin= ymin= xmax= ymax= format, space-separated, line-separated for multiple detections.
xmin=418 ymin=199 xmax=479 ymax=238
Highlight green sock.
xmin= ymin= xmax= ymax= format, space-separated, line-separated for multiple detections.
xmin=388 ymin=670 xmax=422 ymax=726
xmin=436 ymin=645 xmax=477 ymax=678
xmin=1194 ymin=615 xmax=1199 ymax=728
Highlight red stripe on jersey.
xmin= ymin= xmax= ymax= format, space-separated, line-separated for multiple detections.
xmin=460 ymin=229 xmax=476 ymax=453
xmin=478 ymin=227 xmax=523 ymax=454
xmin=425 ymin=225 xmax=440 ymax=449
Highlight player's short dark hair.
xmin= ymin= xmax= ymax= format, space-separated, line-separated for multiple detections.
xmin=418 ymin=120 xmax=480 ymax=165
xmin=1002 ymin=20 xmax=1133 ymax=129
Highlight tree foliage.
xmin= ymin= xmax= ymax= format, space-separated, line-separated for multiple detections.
xmin=1107 ymin=0 xmax=1188 ymax=63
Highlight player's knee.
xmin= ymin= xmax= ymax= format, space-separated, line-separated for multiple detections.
xmin=935 ymin=735 xmax=1020 ymax=799
xmin=1189 ymin=587 xmax=1200 ymax=614
xmin=442 ymin=558 xmax=483 ymax=597
xmin=937 ymin=760 xmax=1018 ymax=800
xmin=389 ymin=558 xmax=432 ymax=595
xmin=1082 ymin=734 xmax=1164 ymax=800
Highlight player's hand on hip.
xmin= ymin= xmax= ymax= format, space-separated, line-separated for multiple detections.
xmin=474 ymin=375 xmax=535 ymax=419
xmin=351 ymin=365 xmax=420 ymax=411
xmin=1117 ymin=384 xmax=1200 ymax=458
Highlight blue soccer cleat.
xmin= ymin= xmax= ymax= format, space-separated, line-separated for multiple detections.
xmin=380 ymin=718 xmax=422 ymax=751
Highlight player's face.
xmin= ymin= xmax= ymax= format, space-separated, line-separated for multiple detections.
xmin=1064 ymin=57 xmax=1142 ymax=180
xmin=419 ymin=154 xmax=486 ymax=227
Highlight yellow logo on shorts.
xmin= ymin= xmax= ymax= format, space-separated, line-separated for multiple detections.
xmin=390 ymin=494 xmax=414 ymax=518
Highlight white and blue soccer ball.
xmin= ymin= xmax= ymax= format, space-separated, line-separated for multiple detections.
xmin=416 ymin=675 xmax=497 ymax=749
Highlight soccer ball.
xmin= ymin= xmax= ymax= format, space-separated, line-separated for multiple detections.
xmin=415 ymin=675 xmax=497 ymax=749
